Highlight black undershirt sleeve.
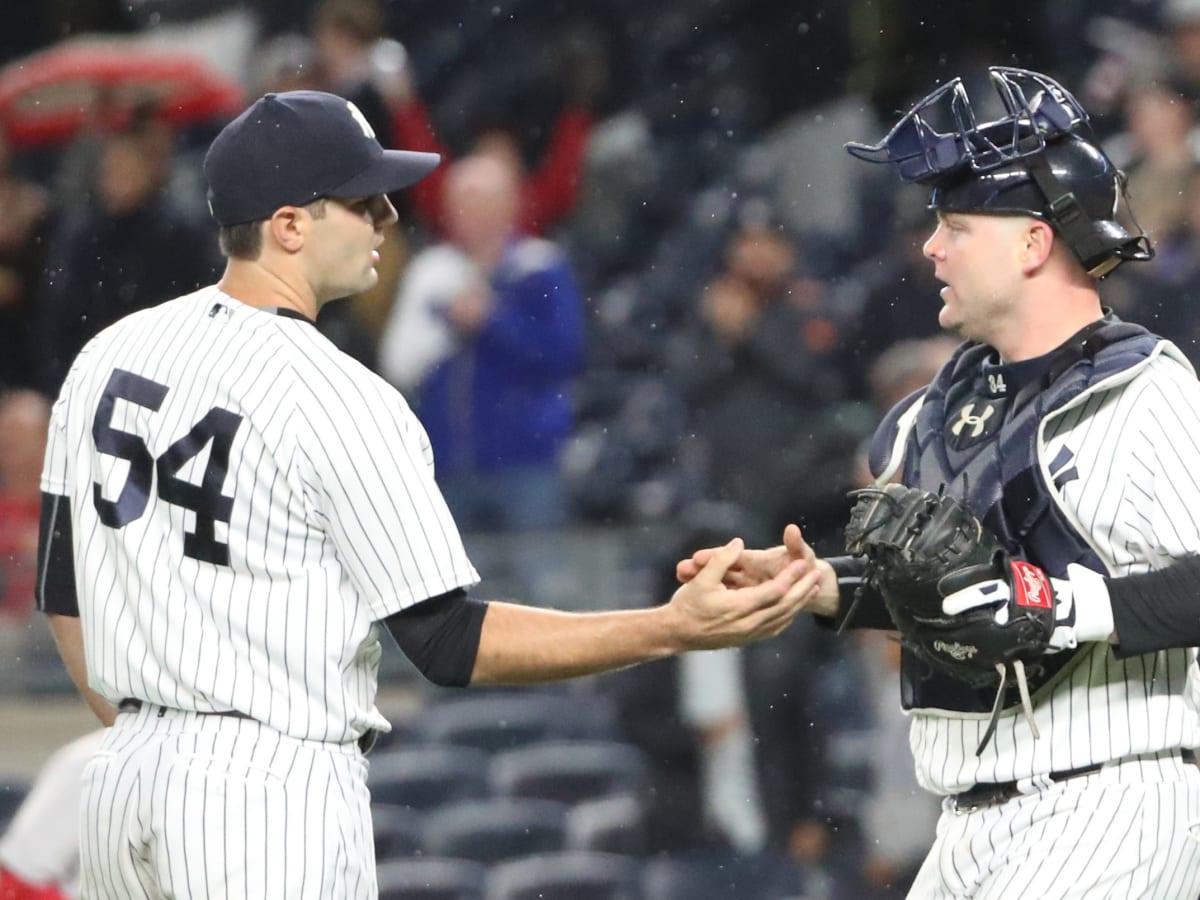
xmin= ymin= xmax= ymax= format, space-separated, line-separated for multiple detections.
xmin=36 ymin=491 xmax=79 ymax=617
xmin=1106 ymin=555 xmax=1200 ymax=658
xmin=383 ymin=589 xmax=489 ymax=687
xmin=814 ymin=555 xmax=898 ymax=631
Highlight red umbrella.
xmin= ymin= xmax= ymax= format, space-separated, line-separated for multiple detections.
xmin=0 ymin=38 xmax=245 ymax=147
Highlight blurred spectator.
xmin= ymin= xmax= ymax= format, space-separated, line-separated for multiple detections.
xmin=600 ymin=506 xmax=768 ymax=856
xmin=0 ymin=728 xmax=105 ymax=900
xmin=658 ymin=217 xmax=875 ymax=872
xmin=854 ymin=633 xmax=941 ymax=900
xmin=52 ymin=86 xmax=125 ymax=219
xmin=840 ymin=198 xmax=950 ymax=398
xmin=389 ymin=29 xmax=605 ymax=237
xmin=669 ymin=218 xmax=857 ymax=548
xmin=0 ymin=391 xmax=49 ymax=619
xmin=1076 ymin=15 xmax=1165 ymax=124
xmin=378 ymin=154 xmax=585 ymax=531
xmin=0 ymin=131 xmax=52 ymax=391
xmin=34 ymin=112 xmax=221 ymax=397
xmin=247 ymin=33 xmax=323 ymax=96
xmin=598 ymin=654 xmax=709 ymax=855
xmin=740 ymin=602 xmax=874 ymax=883
xmin=1166 ymin=0 xmax=1200 ymax=94
xmin=377 ymin=230 xmax=476 ymax=394
xmin=865 ymin=336 xmax=961 ymax=416
xmin=670 ymin=501 xmax=770 ymax=855
xmin=1110 ymin=72 xmax=1200 ymax=244
xmin=679 ymin=645 xmax=767 ymax=854
xmin=244 ymin=29 xmax=402 ymax=364
xmin=1084 ymin=0 xmax=1200 ymax=127
xmin=310 ymin=0 xmax=395 ymax=141
xmin=840 ymin=337 xmax=953 ymax=889
xmin=844 ymin=336 xmax=952 ymax=898
xmin=1113 ymin=165 xmax=1200 ymax=366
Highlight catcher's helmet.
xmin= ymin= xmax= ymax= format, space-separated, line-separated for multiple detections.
xmin=846 ymin=67 xmax=1152 ymax=277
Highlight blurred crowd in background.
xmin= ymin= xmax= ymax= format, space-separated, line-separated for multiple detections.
xmin=2 ymin=0 xmax=1200 ymax=897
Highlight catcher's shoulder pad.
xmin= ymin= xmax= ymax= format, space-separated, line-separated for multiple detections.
xmin=868 ymin=388 xmax=925 ymax=480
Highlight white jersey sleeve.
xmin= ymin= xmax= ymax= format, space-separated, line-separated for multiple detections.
xmin=285 ymin=324 xmax=479 ymax=620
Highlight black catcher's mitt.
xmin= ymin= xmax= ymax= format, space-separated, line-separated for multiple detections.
xmin=844 ymin=484 xmax=1059 ymax=751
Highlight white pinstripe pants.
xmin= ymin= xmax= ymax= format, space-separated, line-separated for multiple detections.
xmin=79 ymin=705 xmax=376 ymax=900
xmin=908 ymin=751 xmax=1200 ymax=899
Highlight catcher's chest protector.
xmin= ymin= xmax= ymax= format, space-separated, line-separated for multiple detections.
xmin=893 ymin=317 xmax=1160 ymax=713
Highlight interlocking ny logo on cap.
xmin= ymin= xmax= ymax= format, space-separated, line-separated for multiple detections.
xmin=346 ymin=100 xmax=375 ymax=139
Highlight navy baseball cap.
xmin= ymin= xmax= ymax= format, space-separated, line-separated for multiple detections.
xmin=203 ymin=90 xmax=440 ymax=226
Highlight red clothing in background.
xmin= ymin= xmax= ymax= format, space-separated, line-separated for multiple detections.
xmin=0 ymin=494 xmax=38 ymax=617
xmin=392 ymin=98 xmax=592 ymax=236
xmin=0 ymin=866 xmax=69 ymax=900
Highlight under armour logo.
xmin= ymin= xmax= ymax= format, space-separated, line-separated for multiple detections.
xmin=951 ymin=403 xmax=995 ymax=438
xmin=346 ymin=100 xmax=375 ymax=139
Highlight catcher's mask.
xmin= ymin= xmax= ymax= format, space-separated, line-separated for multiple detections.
xmin=845 ymin=66 xmax=1153 ymax=278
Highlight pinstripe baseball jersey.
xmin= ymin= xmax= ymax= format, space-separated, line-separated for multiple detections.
xmin=41 ymin=286 xmax=480 ymax=744
xmin=890 ymin=341 xmax=1200 ymax=795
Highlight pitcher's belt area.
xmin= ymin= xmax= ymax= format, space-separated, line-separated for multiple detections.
xmin=117 ymin=698 xmax=379 ymax=754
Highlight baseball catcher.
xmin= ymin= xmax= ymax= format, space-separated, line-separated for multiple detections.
xmin=843 ymin=483 xmax=1112 ymax=753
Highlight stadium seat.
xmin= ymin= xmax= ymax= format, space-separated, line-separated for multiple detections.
xmin=365 ymin=713 xmax=423 ymax=755
xmin=414 ymin=691 xmax=618 ymax=752
xmin=490 ymin=740 xmax=649 ymax=805
xmin=367 ymin=745 xmax=491 ymax=810
xmin=564 ymin=792 xmax=647 ymax=856
xmin=485 ymin=850 xmax=641 ymax=900
xmin=373 ymin=803 xmax=426 ymax=861
xmin=376 ymin=856 xmax=487 ymax=900
xmin=422 ymin=797 xmax=568 ymax=863
xmin=640 ymin=852 xmax=812 ymax=900
xmin=0 ymin=777 xmax=30 ymax=832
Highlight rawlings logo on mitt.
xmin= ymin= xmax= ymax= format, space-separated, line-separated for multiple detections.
xmin=931 ymin=639 xmax=978 ymax=662
xmin=844 ymin=483 xmax=1059 ymax=753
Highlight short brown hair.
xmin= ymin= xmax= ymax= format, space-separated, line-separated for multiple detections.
xmin=218 ymin=221 xmax=264 ymax=259
xmin=216 ymin=199 xmax=328 ymax=260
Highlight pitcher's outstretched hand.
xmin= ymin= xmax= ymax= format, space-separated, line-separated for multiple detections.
xmin=667 ymin=536 xmax=820 ymax=649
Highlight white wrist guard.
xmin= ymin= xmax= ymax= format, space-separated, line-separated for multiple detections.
xmin=1048 ymin=563 xmax=1114 ymax=650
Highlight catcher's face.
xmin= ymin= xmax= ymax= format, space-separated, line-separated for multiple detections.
xmin=923 ymin=212 xmax=1029 ymax=342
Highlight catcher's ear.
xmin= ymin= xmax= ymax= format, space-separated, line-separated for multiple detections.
xmin=1019 ymin=220 xmax=1055 ymax=274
